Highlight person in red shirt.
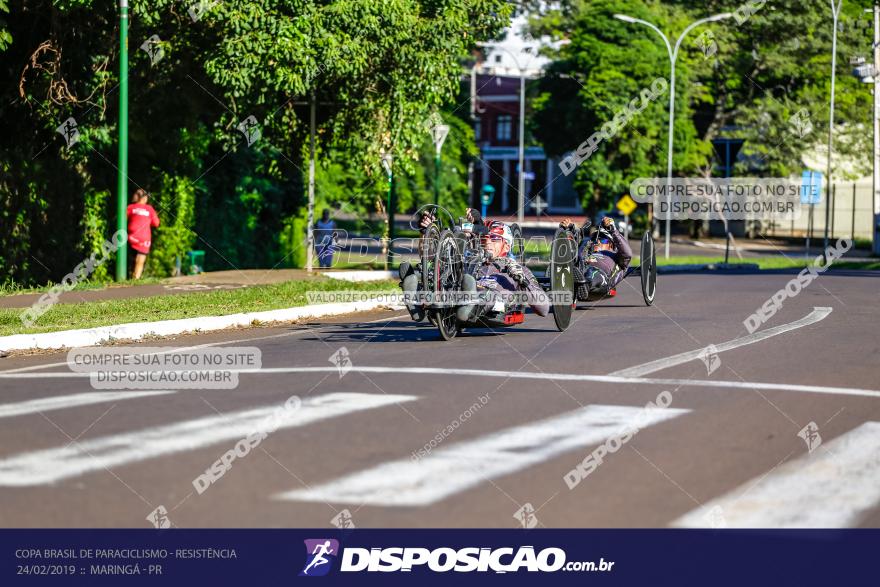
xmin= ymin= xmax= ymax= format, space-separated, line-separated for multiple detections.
xmin=126 ymin=188 xmax=160 ymax=279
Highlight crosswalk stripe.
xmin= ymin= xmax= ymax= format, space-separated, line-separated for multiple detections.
xmin=0 ymin=391 xmax=174 ymax=419
xmin=276 ymin=404 xmax=689 ymax=507
xmin=0 ymin=392 xmax=416 ymax=487
xmin=671 ymin=421 xmax=880 ymax=528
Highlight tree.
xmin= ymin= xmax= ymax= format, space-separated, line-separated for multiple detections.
xmin=528 ymin=0 xmax=873 ymax=214
xmin=1 ymin=0 xmax=510 ymax=285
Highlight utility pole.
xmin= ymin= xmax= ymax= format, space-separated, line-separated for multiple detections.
xmin=306 ymin=93 xmax=316 ymax=273
xmin=824 ymin=0 xmax=843 ymax=258
xmin=874 ymin=2 xmax=880 ymax=254
xmin=517 ymin=71 xmax=525 ymax=225
xmin=115 ymin=0 xmax=129 ymax=281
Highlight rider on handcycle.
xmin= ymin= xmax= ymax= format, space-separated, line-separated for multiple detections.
xmin=399 ymin=208 xmax=549 ymax=321
xmin=560 ymin=215 xmax=633 ymax=298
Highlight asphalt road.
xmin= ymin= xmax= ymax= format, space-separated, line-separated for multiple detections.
xmin=1 ymin=271 xmax=879 ymax=529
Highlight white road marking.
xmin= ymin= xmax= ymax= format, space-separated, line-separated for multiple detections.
xmin=277 ymin=404 xmax=689 ymax=506
xmin=0 ymin=391 xmax=174 ymax=419
xmin=671 ymin=422 xmax=880 ymax=528
xmin=0 ymin=313 xmax=409 ymax=374
xmin=0 ymin=392 xmax=416 ymax=487
xmin=609 ymin=307 xmax=833 ymax=378
xmin=2 ymin=365 xmax=878 ymax=398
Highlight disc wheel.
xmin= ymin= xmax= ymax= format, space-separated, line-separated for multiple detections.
xmin=510 ymin=222 xmax=525 ymax=260
xmin=433 ymin=230 xmax=463 ymax=341
xmin=549 ymin=228 xmax=576 ymax=331
xmin=640 ymin=231 xmax=657 ymax=306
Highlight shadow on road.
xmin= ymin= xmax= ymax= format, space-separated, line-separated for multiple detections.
xmin=300 ymin=320 xmax=560 ymax=343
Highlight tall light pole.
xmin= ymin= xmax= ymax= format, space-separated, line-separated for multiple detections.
xmin=477 ymin=42 xmax=527 ymax=224
xmin=874 ymin=3 xmax=880 ymax=255
xmin=615 ymin=12 xmax=733 ymax=259
xmin=306 ymin=93 xmax=316 ymax=273
xmin=824 ymin=0 xmax=844 ymax=258
xmin=381 ymin=152 xmax=394 ymax=269
xmin=116 ymin=0 xmax=129 ymax=281
xmin=851 ymin=5 xmax=880 ymax=255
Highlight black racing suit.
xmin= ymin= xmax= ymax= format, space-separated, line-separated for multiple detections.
xmin=470 ymin=255 xmax=549 ymax=318
xmin=578 ymin=225 xmax=633 ymax=295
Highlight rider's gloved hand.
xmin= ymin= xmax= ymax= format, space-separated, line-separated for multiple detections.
xmin=506 ymin=260 xmax=528 ymax=287
xmin=601 ymin=216 xmax=617 ymax=232
xmin=467 ymin=208 xmax=489 ymax=235
xmin=419 ymin=211 xmax=435 ymax=231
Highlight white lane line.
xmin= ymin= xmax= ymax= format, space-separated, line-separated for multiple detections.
xmin=0 ymin=391 xmax=174 ymax=419
xmin=3 ymin=365 xmax=878 ymax=398
xmin=0 ymin=392 xmax=416 ymax=487
xmin=609 ymin=307 xmax=833 ymax=378
xmin=277 ymin=404 xmax=689 ymax=506
xmin=0 ymin=313 xmax=409 ymax=375
xmin=671 ymin=422 xmax=880 ymax=528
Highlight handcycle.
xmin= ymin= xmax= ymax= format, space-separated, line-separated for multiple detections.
xmin=408 ymin=205 xmax=575 ymax=340
xmin=539 ymin=221 xmax=657 ymax=308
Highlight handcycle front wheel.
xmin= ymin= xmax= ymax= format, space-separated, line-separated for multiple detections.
xmin=549 ymin=227 xmax=577 ymax=332
xmin=432 ymin=229 xmax=464 ymax=341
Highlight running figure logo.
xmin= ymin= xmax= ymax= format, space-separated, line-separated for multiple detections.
xmin=300 ymin=539 xmax=339 ymax=577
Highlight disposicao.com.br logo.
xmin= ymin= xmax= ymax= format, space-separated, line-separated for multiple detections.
xmin=302 ymin=543 xmax=613 ymax=574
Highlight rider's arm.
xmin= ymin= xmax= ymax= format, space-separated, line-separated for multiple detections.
xmin=610 ymin=225 xmax=632 ymax=269
xmin=520 ymin=265 xmax=549 ymax=317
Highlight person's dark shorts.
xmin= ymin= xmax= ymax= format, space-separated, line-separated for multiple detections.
xmin=128 ymin=245 xmax=148 ymax=258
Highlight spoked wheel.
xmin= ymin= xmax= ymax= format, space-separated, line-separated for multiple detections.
xmin=640 ymin=231 xmax=657 ymax=306
xmin=549 ymin=228 xmax=577 ymax=332
xmin=433 ymin=230 xmax=463 ymax=341
xmin=420 ymin=224 xmax=441 ymax=294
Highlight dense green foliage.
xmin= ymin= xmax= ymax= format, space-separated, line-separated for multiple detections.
xmin=1 ymin=0 xmax=508 ymax=285
xmin=529 ymin=0 xmax=874 ymax=213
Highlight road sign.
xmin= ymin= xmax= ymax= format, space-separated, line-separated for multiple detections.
xmin=431 ymin=124 xmax=449 ymax=154
xmin=616 ymin=194 xmax=638 ymax=216
xmin=800 ymin=170 xmax=823 ymax=205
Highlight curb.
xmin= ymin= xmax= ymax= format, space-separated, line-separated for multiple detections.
xmin=0 ymin=299 xmax=399 ymax=352
xmin=657 ymin=263 xmax=761 ymax=274
xmin=322 ymin=270 xmax=396 ymax=282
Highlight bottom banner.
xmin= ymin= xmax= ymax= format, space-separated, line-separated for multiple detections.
xmin=2 ymin=529 xmax=875 ymax=585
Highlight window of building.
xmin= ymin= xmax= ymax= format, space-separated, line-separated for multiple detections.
xmin=496 ymin=115 xmax=512 ymax=141
xmin=474 ymin=117 xmax=481 ymax=141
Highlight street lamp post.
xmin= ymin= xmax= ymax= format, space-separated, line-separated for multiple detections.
xmin=381 ymin=153 xmax=394 ymax=269
xmin=477 ymin=42 xmax=527 ymax=225
xmin=615 ymin=12 xmax=733 ymax=259
xmin=873 ymin=3 xmax=880 ymax=255
xmin=849 ymin=4 xmax=880 ymax=255
xmin=116 ymin=0 xmax=129 ymax=281
xmin=824 ymin=0 xmax=844 ymax=259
